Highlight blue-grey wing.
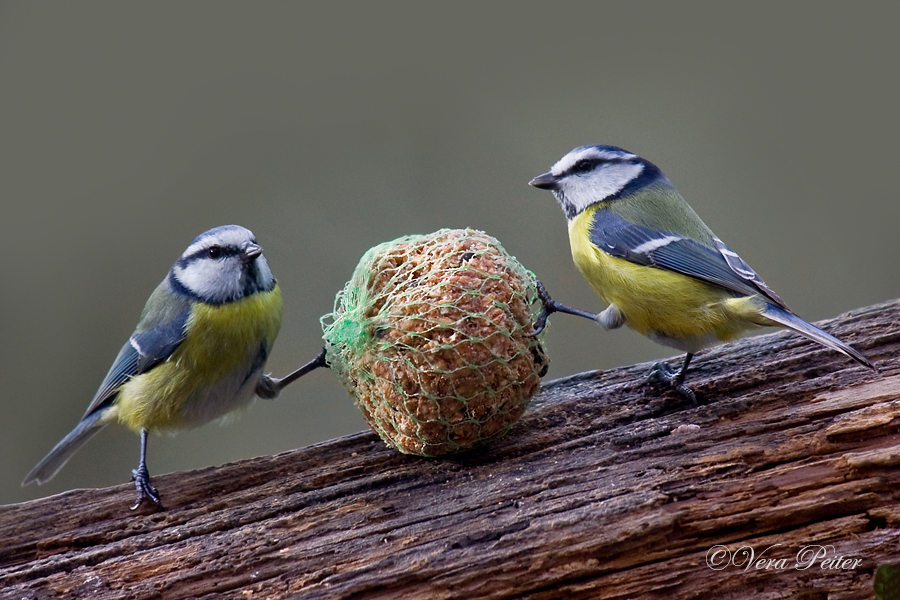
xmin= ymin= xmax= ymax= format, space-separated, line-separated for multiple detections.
xmin=81 ymin=288 xmax=191 ymax=418
xmin=589 ymin=208 xmax=788 ymax=309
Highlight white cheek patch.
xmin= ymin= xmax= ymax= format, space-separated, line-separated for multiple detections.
xmin=254 ymin=255 xmax=275 ymax=289
xmin=561 ymin=161 xmax=645 ymax=215
xmin=174 ymin=257 xmax=242 ymax=302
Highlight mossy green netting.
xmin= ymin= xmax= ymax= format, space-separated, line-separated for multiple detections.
xmin=321 ymin=228 xmax=549 ymax=456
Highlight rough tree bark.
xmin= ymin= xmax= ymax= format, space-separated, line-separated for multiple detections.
xmin=2 ymin=300 xmax=899 ymax=600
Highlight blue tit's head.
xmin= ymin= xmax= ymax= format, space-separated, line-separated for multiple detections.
xmin=529 ymin=145 xmax=667 ymax=220
xmin=168 ymin=225 xmax=277 ymax=304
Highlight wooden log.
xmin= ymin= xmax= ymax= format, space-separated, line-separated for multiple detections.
xmin=2 ymin=300 xmax=899 ymax=599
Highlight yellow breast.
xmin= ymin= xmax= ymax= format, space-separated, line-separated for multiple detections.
xmin=114 ymin=286 xmax=283 ymax=433
xmin=568 ymin=208 xmax=759 ymax=341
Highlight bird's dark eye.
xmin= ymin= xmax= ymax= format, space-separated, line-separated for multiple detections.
xmin=207 ymin=246 xmax=223 ymax=259
xmin=574 ymin=159 xmax=595 ymax=173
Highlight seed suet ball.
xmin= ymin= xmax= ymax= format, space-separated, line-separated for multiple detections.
xmin=322 ymin=228 xmax=549 ymax=456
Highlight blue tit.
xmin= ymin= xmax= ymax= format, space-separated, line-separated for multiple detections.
xmin=23 ymin=225 xmax=283 ymax=509
xmin=529 ymin=145 xmax=874 ymax=402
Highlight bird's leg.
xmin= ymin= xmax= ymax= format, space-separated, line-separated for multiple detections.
xmin=130 ymin=428 xmax=162 ymax=510
xmin=530 ymin=280 xmax=600 ymax=336
xmin=256 ymin=348 xmax=328 ymax=400
xmin=648 ymin=353 xmax=697 ymax=405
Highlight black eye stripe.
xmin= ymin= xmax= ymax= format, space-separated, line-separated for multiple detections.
xmin=184 ymin=245 xmax=242 ymax=262
xmin=567 ymin=155 xmax=633 ymax=176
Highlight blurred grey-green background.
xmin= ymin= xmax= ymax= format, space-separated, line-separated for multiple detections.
xmin=2 ymin=2 xmax=898 ymax=506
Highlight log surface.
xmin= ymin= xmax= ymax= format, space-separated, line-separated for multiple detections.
xmin=2 ymin=300 xmax=899 ymax=599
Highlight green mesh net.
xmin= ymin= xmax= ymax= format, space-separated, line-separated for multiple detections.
xmin=321 ymin=228 xmax=549 ymax=456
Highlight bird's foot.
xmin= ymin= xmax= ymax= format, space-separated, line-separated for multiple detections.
xmin=130 ymin=464 xmax=162 ymax=510
xmin=648 ymin=362 xmax=697 ymax=405
xmin=256 ymin=349 xmax=328 ymax=399
xmin=529 ymin=280 xmax=599 ymax=336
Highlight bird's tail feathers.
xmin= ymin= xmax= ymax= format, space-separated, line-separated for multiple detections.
xmin=760 ymin=304 xmax=874 ymax=370
xmin=22 ymin=409 xmax=108 ymax=486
